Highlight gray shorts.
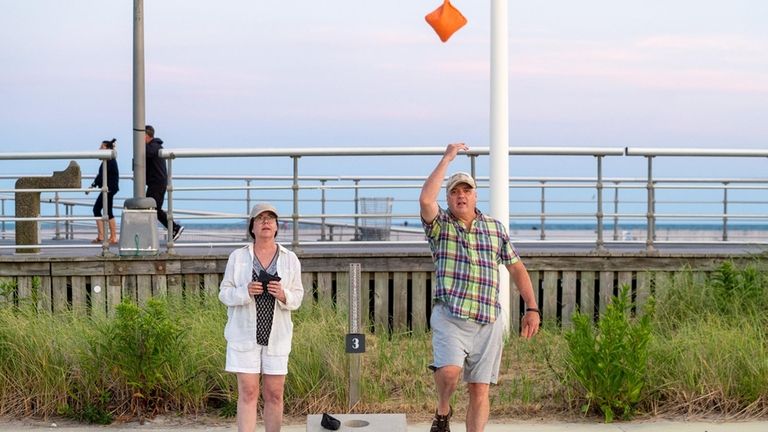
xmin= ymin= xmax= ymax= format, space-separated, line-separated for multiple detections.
xmin=429 ymin=302 xmax=504 ymax=384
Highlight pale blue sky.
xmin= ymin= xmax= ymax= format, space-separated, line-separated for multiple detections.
xmin=1 ymin=0 xmax=767 ymax=179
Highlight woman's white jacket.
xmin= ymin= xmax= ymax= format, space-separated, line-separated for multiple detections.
xmin=219 ymin=243 xmax=304 ymax=356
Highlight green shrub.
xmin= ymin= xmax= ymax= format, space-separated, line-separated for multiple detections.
xmin=564 ymin=285 xmax=654 ymax=422
xmin=97 ymin=298 xmax=185 ymax=422
xmin=710 ymin=261 xmax=767 ymax=316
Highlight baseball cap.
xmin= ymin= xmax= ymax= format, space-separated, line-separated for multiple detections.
xmin=446 ymin=171 xmax=476 ymax=192
xmin=247 ymin=203 xmax=279 ymax=238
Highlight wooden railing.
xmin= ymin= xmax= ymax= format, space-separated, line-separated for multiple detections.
xmin=0 ymin=250 xmax=749 ymax=333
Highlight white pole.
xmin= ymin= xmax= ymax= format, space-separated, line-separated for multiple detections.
xmin=490 ymin=0 xmax=511 ymax=334
xmin=133 ymin=0 xmax=146 ymax=198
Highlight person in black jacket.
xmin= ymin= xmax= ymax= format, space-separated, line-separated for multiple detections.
xmin=90 ymin=138 xmax=120 ymax=244
xmin=145 ymin=125 xmax=184 ymax=240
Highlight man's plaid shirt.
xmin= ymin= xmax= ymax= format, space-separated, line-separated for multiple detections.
xmin=423 ymin=207 xmax=519 ymax=324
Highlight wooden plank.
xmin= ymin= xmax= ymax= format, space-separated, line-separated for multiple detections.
xmin=107 ymin=260 xmax=162 ymax=276
xmin=107 ymin=275 xmax=122 ymax=316
xmin=154 ymin=275 xmax=168 ymax=297
xmin=167 ymin=275 xmax=183 ymax=298
xmin=336 ymin=271 xmax=349 ymax=314
xmin=373 ymin=272 xmax=389 ymax=331
xmin=203 ymin=274 xmax=219 ymax=298
xmin=316 ymin=272 xmax=333 ymax=308
xmin=636 ymin=271 xmax=651 ymax=310
xmin=90 ymin=275 xmax=106 ymax=318
xmin=37 ymin=276 xmax=52 ymax=313
xmin=542 ymin=271 xmax=558 ymax=322
xmin=617 ymin=271 xmax=633 ymax=294
xmin=52 ymin=261 xmax=104 ymax=276
xmin=411 ymin=272 xmax=428 ymax=332
xmin=137 ymin=275 xmax=152 ymax=306
xmin=184 ymin=274 xmax=201 ymax=297
xmin=0 ymin=262 xmax=49 ymax=277
xmin=692 ymin=271 xmax=708 ymax=287
xmin=123 ymin=275 xmax=137 ymax=304
xmin=580 ymin=271 xmax=595 ymax=318
xmin=0 ymin=277 xmax=12 ymax=306
xmin=360 ymin=272 xmax=371 ymax=329
xmin=180 ymin=259 xmax=219 ymax=274
xmin=598 ymin=271 xmax=614 ymax=315
xmin=17 ymin=276 xmax=33 ymax=302
xmin=300 ymin=256 xmax=436 ymax=273
xmin=528 ymin=271 xmax=541 ymax=309
xmin=509 ymin=273 xmax=521 ymax=334
xmin=52 ymin=276 xmax=68 ymax=313
xmin=301 ymin=272 xmax=315 ymax=309
xmin=654 ymin=271 xmax=673 ymax=301
xmin=392 ymin=272 xmax=408 ymax=331
xmin=71 ymin=276 xmax=87 ymax=313
xmin=561 ymin=271 xmax=577 ymax=328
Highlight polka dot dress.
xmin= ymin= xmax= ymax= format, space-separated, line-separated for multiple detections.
xmin=253 ymin=252 xmax=278 ymax=346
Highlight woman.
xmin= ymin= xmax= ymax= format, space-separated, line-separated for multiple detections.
xmin=219 ymin=203 xmax=304 ymax=432
xmin=90 ymin=138 xmax=119 ymax=244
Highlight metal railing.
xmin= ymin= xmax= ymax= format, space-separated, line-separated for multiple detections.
xmin=2 ymin=146 xmax=767 ymax=253
xmin=0 ymin=150 xmax=116 ymax=254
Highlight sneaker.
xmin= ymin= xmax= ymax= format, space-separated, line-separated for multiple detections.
xmin=172 ymin=225 xmax=185 ymax=241
xmin=429 ymin=406 xmax=452 ymax=432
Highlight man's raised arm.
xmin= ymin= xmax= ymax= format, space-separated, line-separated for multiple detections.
xmin=420 ymin=143 xmax=468 ymax=223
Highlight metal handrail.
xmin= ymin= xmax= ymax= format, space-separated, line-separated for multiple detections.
xmin=2 ymin=146 xmax=768 ymax=253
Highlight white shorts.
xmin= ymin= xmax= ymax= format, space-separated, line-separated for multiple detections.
xmin=225 ymin=341 xmax=289 ymax=375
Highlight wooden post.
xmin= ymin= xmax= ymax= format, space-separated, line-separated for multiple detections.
xmin=347 ymin=263 xmax=363 ymax=410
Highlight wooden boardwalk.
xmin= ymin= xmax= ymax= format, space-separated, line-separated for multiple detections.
xmin=2 ymin=236 xmax=764 ymax=332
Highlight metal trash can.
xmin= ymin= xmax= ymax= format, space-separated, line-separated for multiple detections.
xmin=359 ymin=197 xmax=393 ymax=241
xmin=119 ymin=197 xmax=159 ymax=256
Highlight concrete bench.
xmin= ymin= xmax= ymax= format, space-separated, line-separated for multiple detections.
xmin=15 ymin=161 xmax=81 ymax=253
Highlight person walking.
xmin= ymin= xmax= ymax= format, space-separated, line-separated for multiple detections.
xmin=420 ymin=143 xmax=541 ymax=432
xmin=145 ymin=125 xmax=184 ymax=240
xmin=89 ymin=138 xmax=119 ymax=245
xmin=219 ymin=203 xmax=304 ymax=432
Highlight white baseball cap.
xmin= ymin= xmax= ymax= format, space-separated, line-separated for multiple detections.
xmin=446 ymin=171 xmax=476 ymax=192
xmin=247 ymin=203 xmax=279 ymax=238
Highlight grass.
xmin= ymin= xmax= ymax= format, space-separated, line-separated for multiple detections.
xmin=1 ymin=260 xmax=767 ymax=423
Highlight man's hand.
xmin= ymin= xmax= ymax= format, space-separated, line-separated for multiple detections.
xmin=520 ymin=311 xmax=540 ymax=340
xmin=443 ymin=142 xmax=468 ymax=162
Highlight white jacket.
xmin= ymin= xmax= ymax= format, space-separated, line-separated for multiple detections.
xmin=219 ymin=243 xmax=304 ymax=356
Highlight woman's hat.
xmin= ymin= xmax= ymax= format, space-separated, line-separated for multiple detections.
xmin=247 ymin=203 xmax=279 ymax=239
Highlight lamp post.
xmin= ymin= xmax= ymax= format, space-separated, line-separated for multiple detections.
xmin=120 ymin=0 xmax=159 ymax=256
xmin=133 ymin=0 xmax=146 ymax=197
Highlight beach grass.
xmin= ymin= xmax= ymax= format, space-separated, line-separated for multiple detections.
xmin=1 ymin=261 xmax=767 ymax=423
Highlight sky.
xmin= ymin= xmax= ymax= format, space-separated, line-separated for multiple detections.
xmin=1 ymin=1 xmax=767 ymax=220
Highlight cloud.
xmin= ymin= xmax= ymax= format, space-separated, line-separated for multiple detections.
xmin=509 ymin=35 xmax=768 ymax=93
xmin=636 ymin=35 xmax=762 ymax=52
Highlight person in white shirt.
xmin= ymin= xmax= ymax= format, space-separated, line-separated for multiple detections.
xmin=219 ymin=203 xmax=304 ymax=432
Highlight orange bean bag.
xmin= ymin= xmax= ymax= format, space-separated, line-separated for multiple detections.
xmin=425 ymin=0 xmax=468 ymax=43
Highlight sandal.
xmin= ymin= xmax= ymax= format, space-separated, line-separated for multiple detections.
xmin=91 ymin=239 xmax=104 ymax=244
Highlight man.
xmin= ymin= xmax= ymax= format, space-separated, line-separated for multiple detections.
xmin=145 ymin=125 xmax=184 ymax=241
xmin=420 ymin=143 xmax=540 ymax=432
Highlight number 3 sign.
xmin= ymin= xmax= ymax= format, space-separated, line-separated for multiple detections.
xmin=345 ymin=333 xmax=366 ymax=353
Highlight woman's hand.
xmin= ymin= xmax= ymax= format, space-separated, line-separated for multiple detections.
xmin=247 ymin=281 xmax=264 ymax=296
xmin=266 ymin=280 xmax=285 ymax=303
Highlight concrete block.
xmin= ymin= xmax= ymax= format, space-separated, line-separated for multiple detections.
xmin=119 ymin=209 xmax=159 ymax=256
xmin=306 ymin=413 xmax=406 ymax=432
xmin=15 ymin=161 xmax=81 ymax=253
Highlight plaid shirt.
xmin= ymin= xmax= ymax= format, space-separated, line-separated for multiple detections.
xmin=423 ymin=207 xmax=519 ymax=324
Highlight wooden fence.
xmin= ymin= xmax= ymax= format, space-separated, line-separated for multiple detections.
xmin=0 ymin=250 xmax=752 ymax=332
